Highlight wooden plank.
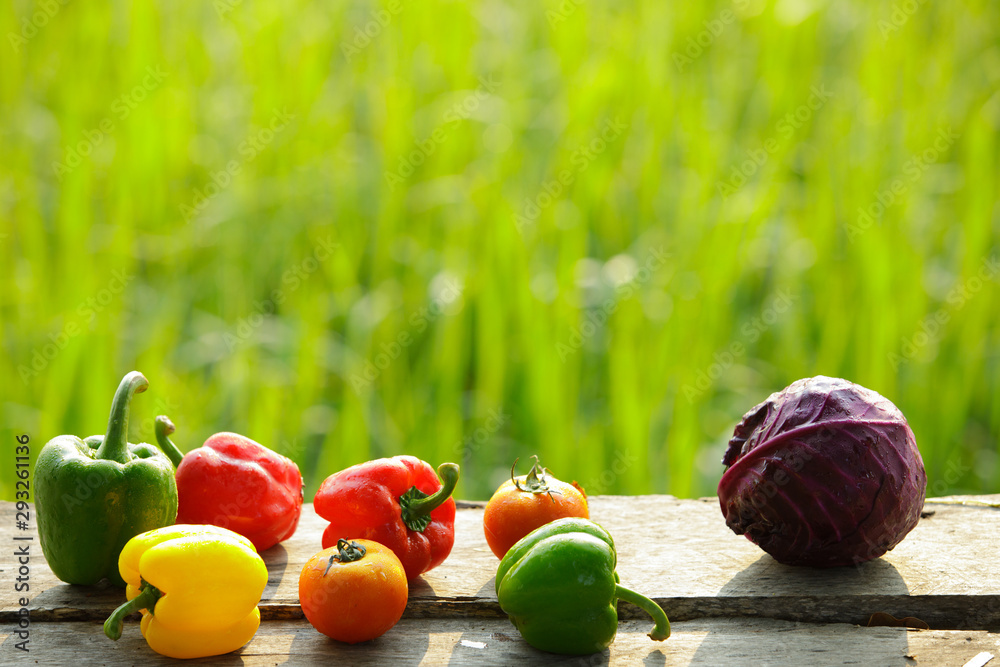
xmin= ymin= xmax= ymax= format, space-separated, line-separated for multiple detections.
xmin=2 ymin=496 xmax=1000 ymax=628
xmin=2 ymin=618 xmax=998 ymax=666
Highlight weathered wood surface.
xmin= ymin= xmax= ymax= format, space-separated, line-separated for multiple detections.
xmin=2 ymin=618 xmax=997 ymax=666
xmin=2 ymin=496 xmax=1000 ymax=629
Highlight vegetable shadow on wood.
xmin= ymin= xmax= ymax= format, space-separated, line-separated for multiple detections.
xmin=690 ymin=554 xmax=910 ymax=664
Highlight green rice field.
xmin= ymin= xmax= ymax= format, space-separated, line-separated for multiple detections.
xmin=1 ymin=0 xmax=998 ymax=501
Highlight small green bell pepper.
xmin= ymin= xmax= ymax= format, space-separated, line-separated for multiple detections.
xmin=496 ymin=517 xmax=670 ymax=655
xmin=34 ymin=371 xmax=179 ymax=587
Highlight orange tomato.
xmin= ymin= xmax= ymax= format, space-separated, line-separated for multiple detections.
xmin=298 ymin=538 xmax=408 ymax=643
xmin=483 ymin=456 xmax=589 ymax=559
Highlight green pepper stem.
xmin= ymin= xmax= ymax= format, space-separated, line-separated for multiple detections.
xmin=95 ymin=372 xmax=149 ymax=464
xmin=104 ymin=583 xmax=161 ymax=641
xmin=154 ymin=416 xmax=185 ymax=468
xmin=402 ymin=463 xmax=460 ymax=519
xmin=615 ymin=584 xmax=670 ymax=641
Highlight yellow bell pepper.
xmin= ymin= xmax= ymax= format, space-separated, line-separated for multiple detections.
xmin=103 ymin=524 xmax=268 ymax=660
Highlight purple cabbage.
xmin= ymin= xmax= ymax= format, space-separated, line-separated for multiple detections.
xmin=718 ymin=376 xmax=927 ymax=567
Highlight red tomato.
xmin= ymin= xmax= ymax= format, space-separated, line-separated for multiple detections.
xmin=483 ymin=456 xmax=589 ymax=559
xmin=299 ymin=539 xmax=408 ymax=643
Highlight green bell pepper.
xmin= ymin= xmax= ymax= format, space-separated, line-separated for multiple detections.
xmin=495 ymin=517 xmax=670 ymax=655
xmin=34 ymin=371 xmax=179 ymax=587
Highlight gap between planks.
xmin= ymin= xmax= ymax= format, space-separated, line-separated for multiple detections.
xmin=2 ymin=618 xmax=998 ymax=666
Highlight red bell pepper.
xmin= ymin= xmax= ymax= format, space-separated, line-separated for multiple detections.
xmin=313 ymin=455 xmax=459 ymax=580
xmin=155 ymin=416 xmax=303 ymax=552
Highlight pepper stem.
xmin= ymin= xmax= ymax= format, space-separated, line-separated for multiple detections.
xmin=104 ymin=582 xmax=161 ymax=641
xmin=154 ymin=416 xmax=185 ymax=468
xmin=615 ymin=584 xmax=670 ymax=642
xmin=95 ymin=372 xmax=148 ymax=464
xmin=399 ymin=463 xmax=460 ymax=531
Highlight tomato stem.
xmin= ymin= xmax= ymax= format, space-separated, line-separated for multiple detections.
xmin=325 ymin=539 xmax=367 ymax=574
xmin=511 ymin=455 xmax=562 ymax=501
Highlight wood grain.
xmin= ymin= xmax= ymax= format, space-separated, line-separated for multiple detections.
xmin=2 ymin=617 xmax=997 ymax=666
xmin=2 ymin=496 xmax=1000 ymax=629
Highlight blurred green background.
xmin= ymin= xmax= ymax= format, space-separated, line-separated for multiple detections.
xmin=1 ymin=0 xmax=998 ymax=502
